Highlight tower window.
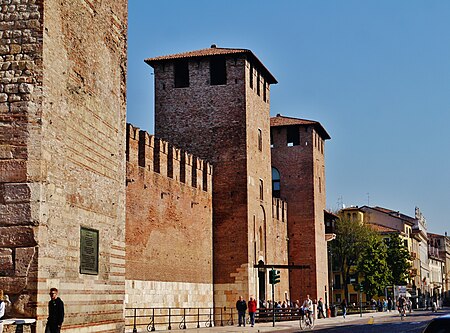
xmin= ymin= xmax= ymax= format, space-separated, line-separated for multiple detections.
xmin=258 ymin=128 xmax=262 ymax=151
xmin=259 ymin=179 xmax=264 ymax=200
xmin=263 ymin=79 xmax=267 ymax=102
xmin=257 ymin=73 xmax=261 ymax=96
xmin=272 ymin=167 xmax=280 ymax=198
xmin=250 ymin=63 xmax=253 ymax=88
xmin=174 ymin=60 xmax=189 ymax=88
xmin=287 ymin=126 xmax=300 ymax=146
xmin=210 ymin=56 xmax=227 ymax=85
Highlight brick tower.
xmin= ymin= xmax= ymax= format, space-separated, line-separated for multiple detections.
xmin=270 ymin=115 xmax=330 ymax=302
xmin=146 ymin=46 xmax=289 ymax=308
xmin=0 ymin=0 xmax=127 ymax=331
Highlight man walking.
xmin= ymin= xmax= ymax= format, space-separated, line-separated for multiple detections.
xmin=236 ymin=296 xmax=247 ymax=327
xmin=317 ymin=298 xmax=325 ymax=318
xmin=247 ymin=296 xmax=257 ymax=327
xmin=46 ymin=288 xmax=64 ymax=333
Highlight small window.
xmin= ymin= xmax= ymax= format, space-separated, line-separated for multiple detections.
xmin=272 ymin=167 xmax=280 ymax=198
xmin=174 ymin=60 xmax=189 ymax=88
xmin=319 ymin=177 xmax=322 ymax=193
xmin=259 ymin=179 xmax=264 ymax=200
xmin=258 ymin=129 xmax=262 ymax=151
xmin=270 ymin=132 xmax=274 ymax=148
xmin=287 ymin=126 xmax=300 ymax=146
xmin=263 ymin=79 xmax=267 ymax=102
xmin=250 ymin=63 xmax=253 ymax=88
xmin=210 ymin=56 xmax=226 ymax=85
xmin=257 ymin=73 xmax=261 ymax=96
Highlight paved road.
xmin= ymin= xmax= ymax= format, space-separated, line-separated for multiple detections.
xmin=127 ymin=308 xmax=449 ymax=333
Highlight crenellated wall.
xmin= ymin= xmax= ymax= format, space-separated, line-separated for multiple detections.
xmin=125 ymin=123 xmax=214 ymax=308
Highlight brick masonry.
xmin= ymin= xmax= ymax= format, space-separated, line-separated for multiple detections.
xmin=0 ymin=0 xmax=127 ymax=331
xmin=271 ymin=124 xmax=329 ymax=302
xmin=148 ymin=51 xmax=289 ymax=309
xmin=125 ymin=124 xmax=214 ymax=307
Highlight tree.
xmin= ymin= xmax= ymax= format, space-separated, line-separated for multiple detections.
xmin=385 ymin=234 xmax=412 ymax=286
xmin=357 ymin=233 xmax=392 ymax=299
xmin=330 ymin=217 xmax=373 ymax=302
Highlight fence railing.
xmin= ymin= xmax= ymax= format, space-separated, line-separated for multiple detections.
xmin=125 ymin=307 xmax=304 ymax=332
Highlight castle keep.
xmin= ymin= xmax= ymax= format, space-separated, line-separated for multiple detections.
xmin=0 ymin=2 xmax=330 ymax=330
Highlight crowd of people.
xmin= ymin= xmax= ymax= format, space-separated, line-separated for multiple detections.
xmin=235 ymin=294 xmax=328 ymax=327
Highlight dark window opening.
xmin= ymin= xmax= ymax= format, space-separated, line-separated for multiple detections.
xmin=270 ymin=132 xmax=274 ymax=148
xmin=174 ymin=60 xmax=189 ymax=88
xmin=180 ymin=151 xmax=186 ymax=183
xmin=250 ymin=63 xmax=253 ymax=88
xmin=272 ymin=167 xmax=280 ymax=198
xmin=257 ymin=73 xmax=260 ymax=96
xmin=210 ymin=56 xmax=227 ymax=85
xmin=259 ymin=179 xmax=264 ymax=200
xmin=192 ymin=157 xmax=197 ymax=188
xmin=258 ymin=129 xmax=262 ymax=151
xmin=202 ymin=161 xmax=208 ymax=191
xmin=287 ymin=126 xmax=300 ymax=146
xmin=167 ymin=144 xmax=173 ymax=178
xmin=263 ymin=79 xmax=267 ymax=102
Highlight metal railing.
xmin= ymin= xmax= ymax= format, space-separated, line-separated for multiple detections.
xmin=125 ymin=307 xmax=304 ymax=332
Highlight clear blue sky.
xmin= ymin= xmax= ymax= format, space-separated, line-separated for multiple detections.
xmin=127 ymin=0 xmax=450 ymax=235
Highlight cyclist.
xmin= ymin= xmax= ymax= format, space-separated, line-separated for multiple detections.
xmin=397 ymin=295 xmax=406 ymax=318
xmin=302 ymin=295 xmax=313 ymax=325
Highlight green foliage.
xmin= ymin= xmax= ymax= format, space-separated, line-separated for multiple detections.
xmin=330 ymin=217 xmax=373 ymax=299
xmin=385 ymin=234 xmax=412 ymax=285
xmin=357 ymin=233 xmax=392 ymax=299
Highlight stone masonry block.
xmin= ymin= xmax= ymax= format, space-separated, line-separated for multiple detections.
xmin=0 ymin=226 xmax=36 ymax=247
xmin=0 ymin=248 xmax=13 ymax=271
xmin=15 ymin=246 xmax=36 ymax=276
xmin=1 ymin=183 xmax=30 ymax=203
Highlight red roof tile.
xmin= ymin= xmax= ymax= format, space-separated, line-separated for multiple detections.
xmin=145 ymin=45 xmax=277 ymax=84
xmin=270 ymin=114 xmax=331 ymax=140
xmin=367 ymin=223 xmax=400 ymax=234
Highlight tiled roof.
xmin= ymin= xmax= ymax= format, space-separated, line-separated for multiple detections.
xmin=145 ymin=45 xmax=277 ymax=84
xmin=361 ymin=205 xmax=416 ymax=225
xmin=367 ymin=223 xmax=400 ymax=234
xmin=270 ymin=114 xmax=331 ymax=140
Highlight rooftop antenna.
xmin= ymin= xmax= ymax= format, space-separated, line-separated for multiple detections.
xmin=337 ymin=196 xmax=343 ymax=210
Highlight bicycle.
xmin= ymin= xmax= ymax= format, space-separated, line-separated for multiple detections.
xmin=299 ymin=310 xmax=315 ymax=330
xmin=398 ymin=306 xmax=406 ymax=321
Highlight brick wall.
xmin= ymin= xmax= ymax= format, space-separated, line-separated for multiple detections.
xmin=271 ymin=124 xmax=328 ymax=302
xmin=1 ymin=0 xmax=127 ymax=331
xmin=125 ymin=124 xmax=214 ymax=307
xmin=149 ymin=52 xmax=283 ymax=308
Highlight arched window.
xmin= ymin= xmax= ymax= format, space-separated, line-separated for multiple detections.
xmin=272 ymin=167 xmax=280 ymax=198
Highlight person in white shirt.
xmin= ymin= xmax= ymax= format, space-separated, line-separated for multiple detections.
xmin=302 ymin=294 xmax=313 ymax=312
xmin=0 ymin=289 xmax=5 ymax=333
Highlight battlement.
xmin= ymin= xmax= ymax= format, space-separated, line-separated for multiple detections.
xmin=126 ymin=123 xmax=212 ymax=193
xmin=272 ymin=197 xmax=287 ymax=222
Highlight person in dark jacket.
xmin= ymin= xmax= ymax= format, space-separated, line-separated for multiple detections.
xmin=341 ymin=299 xmax=347 ymax=319
xmin=46 ymin=288 xmax=64 ymax=333
xmin=317 ymin=297 xmax=325 ymax=318
xmin=236 ymin=296 xmax=247 ymax=327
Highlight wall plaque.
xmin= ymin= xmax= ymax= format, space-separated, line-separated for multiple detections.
xmin=80 ymin=227 xmax=99 ymax=275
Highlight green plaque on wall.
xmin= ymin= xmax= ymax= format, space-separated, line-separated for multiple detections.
xmin=80 ymin=227 xmax=99 ymax=275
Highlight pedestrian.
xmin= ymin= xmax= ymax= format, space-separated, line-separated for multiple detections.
xmin=236 ymin=295 xmax=247 ymax=327
xmin=317 ymin=297 xmax=325 ymax=319
xmin=45 ymin=288 xmax=64 ymax=333
xmin=0 ymin=290 xmax=5 ymax=333
xmin=341 ymin=299 xmax=347 ymax=319
xmin=387 ymin=297 xmax=392 ymax=312
xmin=248 ymin=296 xmax=257 ymax=327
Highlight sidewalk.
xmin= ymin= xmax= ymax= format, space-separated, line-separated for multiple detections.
xmin=126 ymin=310 xmax=400 ymax=333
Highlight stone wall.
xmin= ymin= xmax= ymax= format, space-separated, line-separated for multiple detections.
xmin=1 ymin=0 xmax=128 ymax=331
xmin=125 ymin=124 xmax=214 ymax=307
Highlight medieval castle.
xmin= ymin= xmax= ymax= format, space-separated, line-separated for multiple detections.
xmin=0 ymin=1 xmax=330 ymax=331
